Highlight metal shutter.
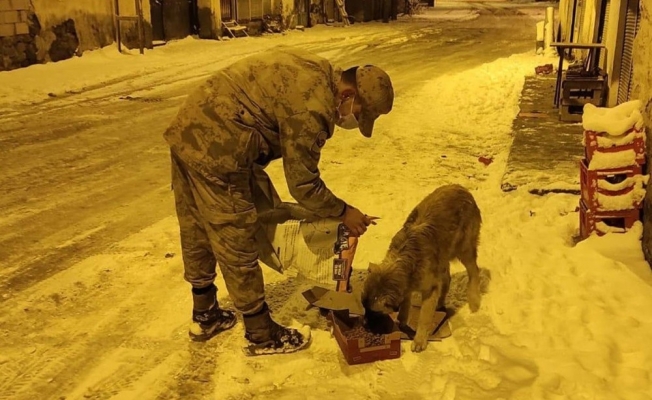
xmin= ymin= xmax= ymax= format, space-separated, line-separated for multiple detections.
xmin=598 ymin=0 xmax=610 ymax=70
xmin=237 ymin=0 xmax=250 ymax=20
xmin=617 ymin=0 xmax=641 ymax=104
xmin=221 ymin=0 xmax=234 ymax=20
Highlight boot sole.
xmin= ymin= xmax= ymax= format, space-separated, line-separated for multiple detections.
xmin=242 ymin=334 xmax=313 ymax=356
xmin=189 ymin=318 xmax=238 ymax=342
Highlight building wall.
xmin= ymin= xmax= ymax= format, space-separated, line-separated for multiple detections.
xmin=198 ymin=0 xmax=220 ymax=39
xmin=634 ymin=0 xmax=652 ymax=264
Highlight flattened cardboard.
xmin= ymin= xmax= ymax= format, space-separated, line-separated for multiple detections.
xmin=399 ymin=309 xmax=451 ymax=342
xmin=302 ymin=286 xmax=365 ymax=316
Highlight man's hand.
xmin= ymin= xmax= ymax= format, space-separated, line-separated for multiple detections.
xmin=341 ymin=205 xmax=380 ymax=237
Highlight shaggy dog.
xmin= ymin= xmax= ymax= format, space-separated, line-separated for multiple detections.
xmin=362 ymin=184 xmax=482 ymax=352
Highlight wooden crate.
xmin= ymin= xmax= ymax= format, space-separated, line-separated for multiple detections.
xmin=561 ymin=73 xmax=606 ymax=107
xmin=560 ymin=103 xmax=584 ymax=122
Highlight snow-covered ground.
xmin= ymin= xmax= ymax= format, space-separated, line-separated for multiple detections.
xmin=1 ymin=6 xmax=652 ymax=400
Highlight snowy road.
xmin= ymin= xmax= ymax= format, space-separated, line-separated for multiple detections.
xmin=3 ymin=4 xmax=652 ymax=400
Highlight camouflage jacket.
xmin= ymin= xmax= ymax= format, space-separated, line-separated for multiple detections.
xmin=164 ymin=46 xmax=346 ymax=219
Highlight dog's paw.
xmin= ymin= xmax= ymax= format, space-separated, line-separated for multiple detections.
xmin=467 ymin=288 xmax=481 ymax=313
xmin=411 ymin=335 xmax=428 ymax=353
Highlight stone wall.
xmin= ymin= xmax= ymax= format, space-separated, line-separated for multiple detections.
xmin=0 ymin=0 xmax=37 ymax=71
xmin=634 ymin=0 xmax=652 ymax=265
xmin=0 ymin=0 xmax=154 ymax=72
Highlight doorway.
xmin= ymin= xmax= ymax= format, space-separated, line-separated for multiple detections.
xmin=149 ymin=0 xmax=195 ymax=42
xmin=150 ymin=0 xmax=165 ymax=42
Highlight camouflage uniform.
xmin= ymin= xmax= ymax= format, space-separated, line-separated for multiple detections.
xmin=164 ymin=46 xmax=393 ymax=346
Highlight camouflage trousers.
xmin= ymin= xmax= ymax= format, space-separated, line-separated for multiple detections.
xmin=170 ymin=151 xmax=281 ymax=316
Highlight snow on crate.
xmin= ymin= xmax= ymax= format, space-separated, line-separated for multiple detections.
xmin=582 ymin=100 xmax=645 ymax=136
xmin=580 ymin=161 xmax=648 ymax=211
xmin=594 ymin=129 xmax=645 ymax=148
xmin=597 ymin=174 xmax=649 ymax=192
xmin=595 ymin=186 xmax=646 ymax=211
xmin=588 ymin=149 xmax=639 ymax=170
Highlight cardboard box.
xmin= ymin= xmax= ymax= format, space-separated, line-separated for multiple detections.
xmin=302 ymin=286 xmax=364 ymax=315
xmin=329 ymin=310 xmax=401 ymax=365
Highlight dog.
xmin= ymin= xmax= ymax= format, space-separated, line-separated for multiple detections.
xmin=361 ymin=184 xmax=482 ymax=352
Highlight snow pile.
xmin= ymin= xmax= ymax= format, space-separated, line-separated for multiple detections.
xmin=582 ymin=100 xmax=645 ymax=136
xmin=596 ymin=220 xmax=629 ymax=234
xmin=393 ymin=52 xmax=557 ymax=157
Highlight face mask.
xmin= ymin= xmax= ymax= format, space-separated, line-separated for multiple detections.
xmin=336 ymin=96 xmax=359 ymax=130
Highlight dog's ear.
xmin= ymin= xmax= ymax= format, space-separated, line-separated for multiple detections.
xmin=368 ymin=262 xmax=380 ymax=273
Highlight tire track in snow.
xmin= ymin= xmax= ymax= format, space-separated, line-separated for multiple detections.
xmin=0 ymin=244 xmax=193 ymax=399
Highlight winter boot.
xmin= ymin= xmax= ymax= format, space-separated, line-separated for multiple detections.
xmin=241 ymin=303 xmax=311 ymax=356
xmin=189 ymin=284 xmax=237 ymax=342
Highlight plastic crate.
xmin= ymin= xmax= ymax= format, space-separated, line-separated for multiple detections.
xmin=579 ymin=198 xmax=641 ymax=239
xmin=583 ymin=129 xmax=646 ymax=167
xmin=579 ymin=158 xmax=644 ymax=211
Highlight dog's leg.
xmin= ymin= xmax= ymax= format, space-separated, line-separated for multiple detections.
xmin=437 ymin=269 xmax=450 ymax=312
xmin=459 ymin=250 xmax=481 ymax=313
xmin=412 ymin=282 xmax=440 ymax=353
xmin=397 ymin=292 xmax=412 ymax=327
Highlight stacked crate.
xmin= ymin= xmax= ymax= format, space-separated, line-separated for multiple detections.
xmin=560 ymin=72 xmax=607 ymax=122
xmin=579 ymin=102 xmax=648 ymax=239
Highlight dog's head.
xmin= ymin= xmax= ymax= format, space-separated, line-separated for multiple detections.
xmin=361 ymin=261 xmax=404 ymax=315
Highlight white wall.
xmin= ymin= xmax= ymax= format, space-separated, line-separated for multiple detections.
xmin=633 ymin=0 xmax=652 ymax=264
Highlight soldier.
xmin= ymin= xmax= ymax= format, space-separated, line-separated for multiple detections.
xmin=164 ymin=46 xmax=394 ymax=356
